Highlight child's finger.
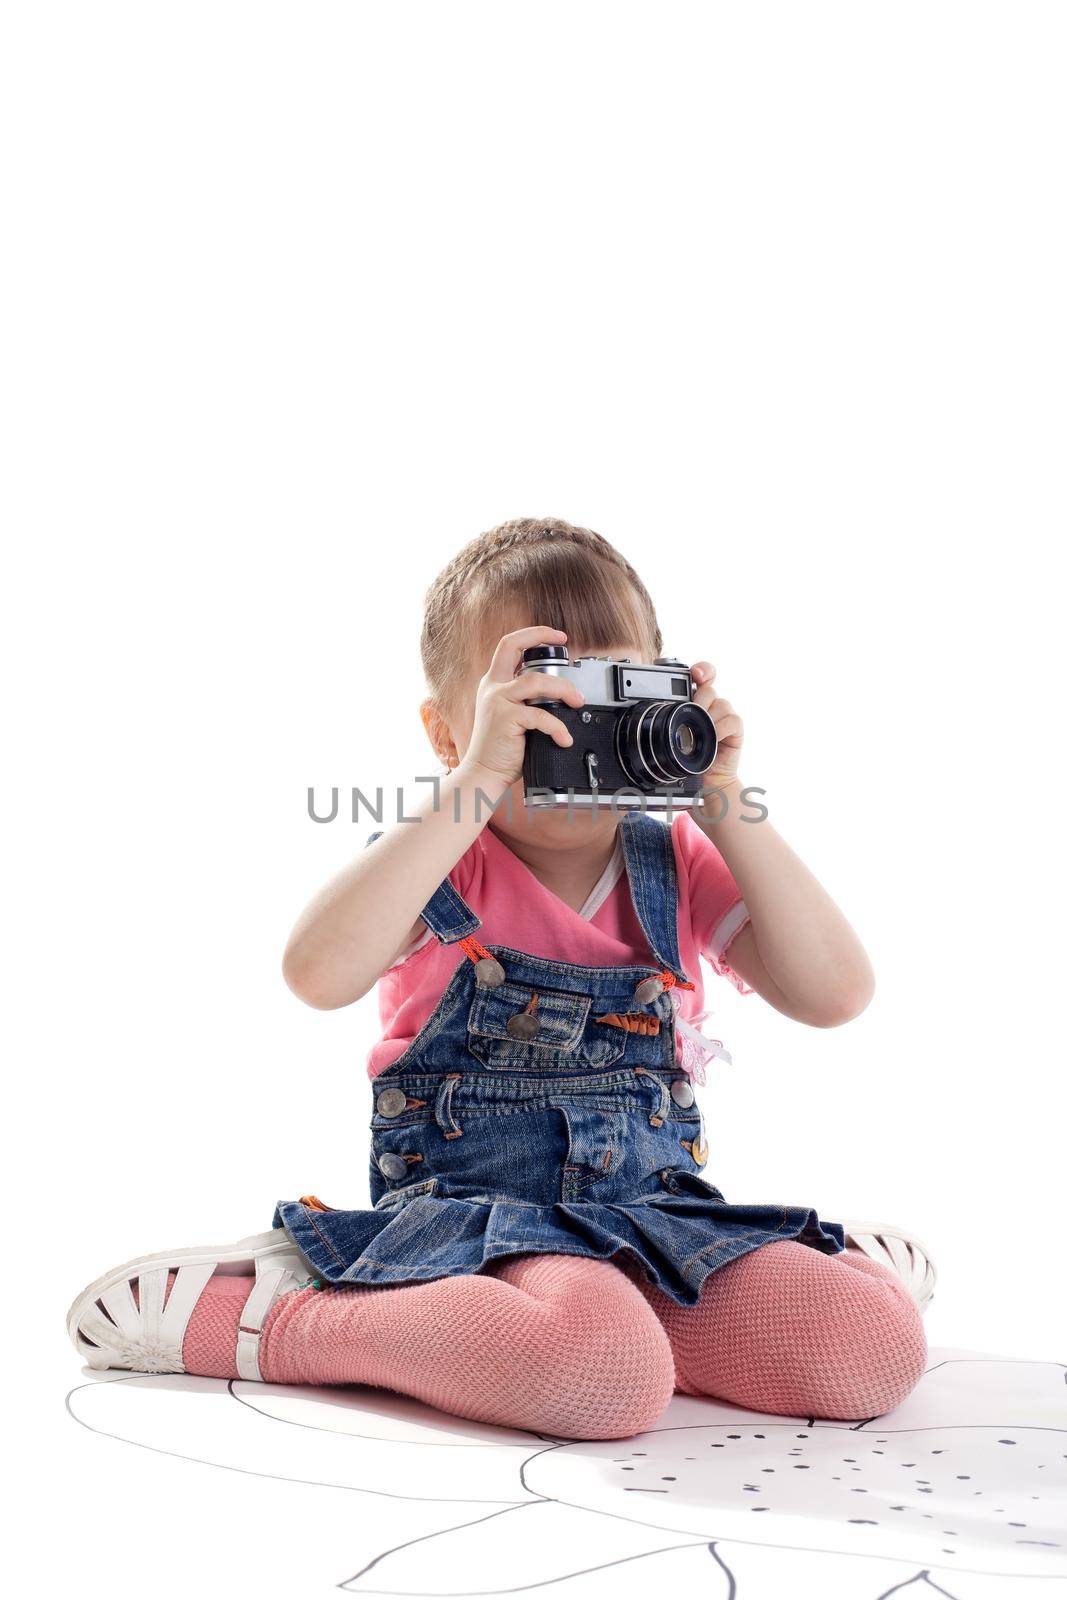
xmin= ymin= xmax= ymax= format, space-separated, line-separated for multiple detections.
xmin=508 ymin=672 xmax=585 ymax=707
xmin=486 ymin=626 xmax=568 ymax=683
xmin=516 ymin=705 xmax=575 ymax=747
xmin=711 ymin=710 xmax=743 ymax=742
xmin=691 ymin=664 xmax=718 ymax=711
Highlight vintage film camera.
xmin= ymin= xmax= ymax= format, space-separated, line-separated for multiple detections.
xmin=519 ymin=645 xmax=717 ymax=810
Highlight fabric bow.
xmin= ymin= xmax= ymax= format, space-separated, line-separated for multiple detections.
xmin=674 ymin=1007 xmax=733 ymax=1086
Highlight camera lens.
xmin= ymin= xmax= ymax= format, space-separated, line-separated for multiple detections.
xmin=676 ymin=723 xmax=696 ymax=759
xmin=616 ymin=700 xmax=717 ymax=787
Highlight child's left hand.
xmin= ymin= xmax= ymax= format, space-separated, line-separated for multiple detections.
xmin=691 ymin=662 xmax=743 ymax=787
xmin=686 ymin=659 xmax=876 ymax=1030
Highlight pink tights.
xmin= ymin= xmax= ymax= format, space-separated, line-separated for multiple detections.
xmin=177 ymin=1243 xmax=926 ymax=1440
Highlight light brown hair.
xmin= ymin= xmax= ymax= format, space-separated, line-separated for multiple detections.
xmin=421 ymin=517 xmax=663 ymax=709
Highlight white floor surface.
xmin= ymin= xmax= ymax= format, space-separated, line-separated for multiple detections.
xmin=56 ymin=1343 xmax=1066 ymax=1599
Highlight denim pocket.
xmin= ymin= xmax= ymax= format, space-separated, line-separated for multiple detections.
xmin=468 ymin=980 xmax=590 ymax=1049
xmin=466 ymin=980 xmax=625 ymax=1071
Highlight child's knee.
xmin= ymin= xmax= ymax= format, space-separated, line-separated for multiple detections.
xmin=508 ymin=1256 xmax=676 ymax=1438
xmin=649 ymin=1242 xmax=928 ymax=1421
xmin=539 ymin=1311 xmax=675 ymax=1438
xmin=814 ymin=1271 xmax=928 ymax=1419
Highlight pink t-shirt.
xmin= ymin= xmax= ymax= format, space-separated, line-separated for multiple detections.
xmin=367 ymin=812 xmax=751 ymax=1080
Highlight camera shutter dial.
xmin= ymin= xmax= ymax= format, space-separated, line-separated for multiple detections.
xmin=521 ymin=644 xmax=569 ymax=665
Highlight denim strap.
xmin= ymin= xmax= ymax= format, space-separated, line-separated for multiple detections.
xmin=618 ymin=812 xmax=690 ymax=984
xmin=366 ymin=818 xmax=684 ymax=966
xmin=364 ymin=831 xmax=482 ymax=944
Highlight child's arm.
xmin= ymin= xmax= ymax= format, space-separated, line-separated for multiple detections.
xmin=282 ymin=765 xmax=508 ymax=1008
xmin=690 ymin=662 xmax=875 ymax=1028
xmin=282 ymin=627 xmax=584 ymax=1009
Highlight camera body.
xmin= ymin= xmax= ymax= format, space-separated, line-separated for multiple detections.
xmin=520 ymin=646 xmax=717 ymax=810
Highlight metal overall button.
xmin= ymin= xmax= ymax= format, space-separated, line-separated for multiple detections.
xmin=376 ymin=1087 xmax=408 ymax=1118
xmin=507 ymin=1012 xmax=540 ymax=1040
xmin=377 ymin=1151 xmax=408 ymax=1181
xmin=474 ymin=956 xmax=505 ymax=988
xmin=681 ymin=1134 xmax=709 ymax=1166
xmin=506 ymin=993 xmax=540 ymax=1039
xmin=670 ymin=1077 xmax=695 ymax=1108
xmin=633 ymin=975 xmax=664 ymax=1005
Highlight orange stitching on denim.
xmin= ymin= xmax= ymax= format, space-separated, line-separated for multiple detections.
xmin=299 ymin=1207 xmax=347 ymax=1267
xmin=682 ymin=1230 xmax=766 ymax=1271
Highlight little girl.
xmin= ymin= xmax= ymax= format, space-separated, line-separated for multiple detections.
xmin=68 ymin=518 xmax=931 ymax=1441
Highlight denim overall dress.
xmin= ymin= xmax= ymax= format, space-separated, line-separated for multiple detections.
xmin=273 ymin=813 xmax=845 ymax=1307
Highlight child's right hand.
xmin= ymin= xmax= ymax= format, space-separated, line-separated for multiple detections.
xmin=283 ymin=628 xmax=583 ymax=1007
xmin=284 ymin=627 xmax=585 ymax=1010
xmin=459 ymin=626 xmax=586 ymax=786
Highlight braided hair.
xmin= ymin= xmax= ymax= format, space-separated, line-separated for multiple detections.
xmin=421 ymin=517 xmax=664 ymax=708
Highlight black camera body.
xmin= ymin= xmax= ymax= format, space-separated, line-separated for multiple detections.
xmin=520 ymin=646 xmax=717 ymax=810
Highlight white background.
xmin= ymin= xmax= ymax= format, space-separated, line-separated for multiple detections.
xmin=4 ymin=0 xmax=1065 ymax=1491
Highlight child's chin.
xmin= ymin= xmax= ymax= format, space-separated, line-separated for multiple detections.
xmin=491 ymin=800 xmax=619 ymax=846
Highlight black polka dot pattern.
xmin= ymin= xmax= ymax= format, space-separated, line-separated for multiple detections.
xmin=584 ymin=1423 xmax=1064 ymax=1566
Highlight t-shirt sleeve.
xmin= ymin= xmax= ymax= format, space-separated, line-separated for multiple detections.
xmin=382 ymin=833 xmax=480 ymax=971
xmin=672 ymin=812 xmax=753 ymax=994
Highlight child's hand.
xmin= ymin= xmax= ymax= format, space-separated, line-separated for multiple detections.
xmin=691 ymin=661 xmax=744 ymax=788
xmin=460 ymin=626 xmax=587 ymax=786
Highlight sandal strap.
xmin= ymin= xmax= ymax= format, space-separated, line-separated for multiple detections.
xmin=235 ymin=1253 xmax=307 ymax=1381
xmin=74 ymin=1246 xmax=309 ymax=1376
xmin=156 ymin=1263 xmax=216 ymax=1349
xmin=77 ymin=1261 xmax=217 ymax=1371
xmin=843 ymin=1221 xmax=937 ymax=1307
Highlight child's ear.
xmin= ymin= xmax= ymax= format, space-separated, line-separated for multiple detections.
xmin=420 ymin=698 xmax=458 ymax=769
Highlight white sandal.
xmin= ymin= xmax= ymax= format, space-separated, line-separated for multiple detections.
xmin=839 ymin=1218 xmax=937 ymax=1311
xmin=67 ymin=1228 xmax=316 ymax=1380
